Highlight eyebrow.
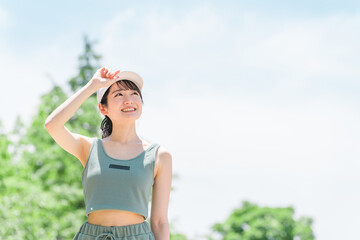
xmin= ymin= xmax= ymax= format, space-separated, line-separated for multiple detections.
xmin=111 ymin=89 xmax=138 ymax=95
xmin=111 ymin=89 xmax=127 ymax=95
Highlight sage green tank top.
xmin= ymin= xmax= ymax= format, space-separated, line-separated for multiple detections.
xmin=81 ymin=138 xmax=160 ymax=220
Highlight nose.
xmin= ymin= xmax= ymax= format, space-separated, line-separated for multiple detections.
xmin=123 ymin=96 xmax=134 ymax=105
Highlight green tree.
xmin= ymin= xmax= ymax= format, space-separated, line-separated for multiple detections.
xmin=0 ymin=120 xmax=12 ymax=181
xmin=21 ymin=36 xmax=102 ymax=190
xmin=208 ymin=201 xmax=314 ymax=240
xmin=170 ymin=224 xmax=188 ymax=240
xmin=0 ymin=35 xmax=101 ymax=240
xmin=0 ymin=35 xmax=189 ymax=240
xmin=69 ymin=35 xmax=102 ymax=92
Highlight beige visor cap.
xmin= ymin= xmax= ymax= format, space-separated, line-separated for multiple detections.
xmin=96 ymin=71 xmax=143 ymax=103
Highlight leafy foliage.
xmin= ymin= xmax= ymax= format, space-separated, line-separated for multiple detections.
xmin=0 ymin=36 xmax=188 ymax=240
xmin=209 ymin=201 xmax=315 ymax=240
xmin=0 ymin=36 xmax=102 ymax=239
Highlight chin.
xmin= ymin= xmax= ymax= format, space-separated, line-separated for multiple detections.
xmin=122 ymin=114 xmax=141 ymax=120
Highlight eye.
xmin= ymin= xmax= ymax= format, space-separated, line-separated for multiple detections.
xmin=132 ymin=92 xmax=139 ymax=95
xmin=115 ymin=93 xmax=123 ymax=97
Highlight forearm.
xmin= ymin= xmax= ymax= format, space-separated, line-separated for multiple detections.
xmin=45 ymin=81 xmax=97 ymax=129
xmin=151 ymin=222 xmax=170 ymax=240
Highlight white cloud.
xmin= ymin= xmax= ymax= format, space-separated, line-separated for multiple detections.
xmin=139 ymin=90 xmax=360 ymax=173
xmin=239 ymin=14 xmax=360 ymax=84
xmin=0 ymin=6 xmax=10 ymax=29
xmin=96 ymin=7 xmax=360 ymax=103
xmin=97 ymin=5 xmax=231 ymax=85
xmin=137 ymin=90 xmax=360 ymax=240
xmin=0 ymin=34 xmax=81 ymax=131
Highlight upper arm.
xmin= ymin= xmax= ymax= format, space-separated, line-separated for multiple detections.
xmin=44 ymin=124 xmax=93 ymax=167
xmin=150 ymin=146 xmax=173 ymax=225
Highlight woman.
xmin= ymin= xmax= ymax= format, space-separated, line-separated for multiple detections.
xmin=45 ymin=67 xmax=172 ymax=240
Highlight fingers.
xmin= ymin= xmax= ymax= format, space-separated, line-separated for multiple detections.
xmin=99 ymin=67 xmax=120 ymax=79
xmin=111 ymin=70 xmax=121 ymax=79
xmin=100 ymin=67 xmax=106 ymax=74
xmin=105 ymin=68 xmax=111 ymax=78
xmin=107 ymin=70 xmax=120 ymax=79
xmin=98 ymin=67 xmax=107 ymax=78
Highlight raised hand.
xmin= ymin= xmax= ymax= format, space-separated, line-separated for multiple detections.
xmin=90 ymin=67 xmax=121 ymax=89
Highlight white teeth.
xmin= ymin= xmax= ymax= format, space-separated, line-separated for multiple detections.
xmin=122 ymin=108 xmax=135 ymax=112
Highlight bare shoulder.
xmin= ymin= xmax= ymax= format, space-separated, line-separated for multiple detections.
xmin=154 ymin=145 xmax=172 ymax=178
xmin=156 ymin=145 xmax=172 ymax=163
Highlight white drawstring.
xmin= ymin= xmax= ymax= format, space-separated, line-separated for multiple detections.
xmin=95 ymin=232 xmax=116 ymax=240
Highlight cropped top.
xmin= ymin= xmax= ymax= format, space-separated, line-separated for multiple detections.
xmin=81 ymin=137 xmax=160 ymax=220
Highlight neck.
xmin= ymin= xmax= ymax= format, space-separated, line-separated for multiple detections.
xmin=107 ymin=120 xmax=141 ymax=144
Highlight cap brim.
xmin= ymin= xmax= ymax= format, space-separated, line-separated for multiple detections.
xmin=96 ymin=71 xmax=143 ymax=103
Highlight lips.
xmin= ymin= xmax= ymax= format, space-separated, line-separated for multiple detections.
xmin=121 ymin=107 xmax=136 ymax=112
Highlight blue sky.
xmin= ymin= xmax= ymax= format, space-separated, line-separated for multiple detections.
xmin=1 ymin=1 xmax=360 ymax=239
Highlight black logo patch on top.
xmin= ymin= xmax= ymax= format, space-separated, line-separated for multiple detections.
xmin=109 ymin=164 xmax=130 ymax=170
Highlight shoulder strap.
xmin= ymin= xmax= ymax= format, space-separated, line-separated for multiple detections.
xmin=148 ymin=143 xmax=160 ymax=158
xmin=91 ymin=137 xmax=98 ymax=151
xmin=82 ymin=137 xmax=98 ymax=170
xmin=143 ymin=143 xmax=160 ymax=165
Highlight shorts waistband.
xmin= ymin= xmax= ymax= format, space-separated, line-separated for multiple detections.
xmin=78 ymin=221 xmax=152 ymax=239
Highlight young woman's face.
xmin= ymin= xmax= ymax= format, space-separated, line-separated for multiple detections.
xmin=101 ymin=83 xmax=143 ymax=121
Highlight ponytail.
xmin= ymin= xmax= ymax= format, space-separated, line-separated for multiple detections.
xmin=100 ymin=115 xmax=112 ymax=139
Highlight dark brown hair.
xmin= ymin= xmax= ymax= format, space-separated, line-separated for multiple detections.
xmin=100 ymin=80 xmax=144 ymax=139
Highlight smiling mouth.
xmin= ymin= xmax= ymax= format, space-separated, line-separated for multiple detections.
xmin=121 ymin=107 xmax=136 ymax=112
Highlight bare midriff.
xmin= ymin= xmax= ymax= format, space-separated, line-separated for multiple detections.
xmin=88 ymin=209 xmax=145 ymax=227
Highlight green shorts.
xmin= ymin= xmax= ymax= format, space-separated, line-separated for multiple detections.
xmin=73 ymin=221 xmax=155 ymax=240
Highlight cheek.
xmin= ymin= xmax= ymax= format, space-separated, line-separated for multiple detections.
xmin=137 ymin=103 xmax=143 ymax=111
xmin=111 ymin=98 xmax=124 ymax=106
xmin=135 ymin=97 xmax=143 ymax=105
xmin=136 ymin=102 xmax=143 ymax=112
